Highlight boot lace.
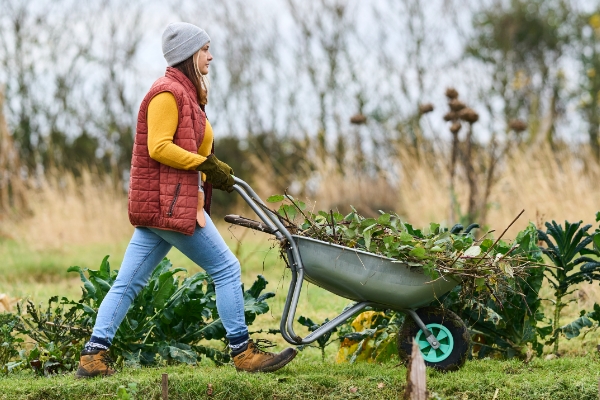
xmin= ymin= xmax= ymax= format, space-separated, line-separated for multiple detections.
xmin=100 ymin=351 xmax=119 ymax=372
xmin=251 ymin=339 xmax=277 ymax=355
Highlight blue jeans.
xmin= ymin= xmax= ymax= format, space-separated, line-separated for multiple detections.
xmin=91 ymin=211 xmax=248 ymax=343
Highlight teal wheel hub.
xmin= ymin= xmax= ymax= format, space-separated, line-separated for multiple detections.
xmin=415 ymin=323 xmax=454 ymax=362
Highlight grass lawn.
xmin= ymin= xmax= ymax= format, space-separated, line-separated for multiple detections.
xmin=1 ymin=356 xmax=598 ymax=399
xmin=2 ymin=224 xmax=600 ymax=399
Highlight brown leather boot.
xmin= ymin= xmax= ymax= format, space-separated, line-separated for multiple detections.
xmin=232 ymin=340 xmax=297 ymax=373
xmin=74 ymin=348 xmax=116 ymax=378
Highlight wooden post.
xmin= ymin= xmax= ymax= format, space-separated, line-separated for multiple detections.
xmin=162 ymin=373 xmax=168 ymax=400
xmin=403 ymin=339 xmax=427 ymax=400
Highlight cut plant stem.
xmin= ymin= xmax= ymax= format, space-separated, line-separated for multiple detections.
xmin=473 ymin=209 xmax=525 ymax=268
xmin=330 ymin=210 xmax=336 ymax=239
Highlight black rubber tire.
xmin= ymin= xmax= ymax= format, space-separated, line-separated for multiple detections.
xmin=397 ymin=307 xmax=470 ymax=372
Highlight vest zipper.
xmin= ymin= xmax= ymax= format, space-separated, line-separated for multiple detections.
xmin=167 ymin=183 xmax=181 ymax=217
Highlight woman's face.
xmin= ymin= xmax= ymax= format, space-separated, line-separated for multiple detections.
xmin=195 ymin=43 xmax=212 ymax=75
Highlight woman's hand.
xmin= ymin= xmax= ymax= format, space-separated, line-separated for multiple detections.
xmin=196 ymin=154 xmax=234 ymax=192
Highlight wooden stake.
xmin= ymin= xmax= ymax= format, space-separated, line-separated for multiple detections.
xmin=403 ymin=339 xmax=427 ymax=400
xmin=162 ymin=373 xmax=168 ymax=400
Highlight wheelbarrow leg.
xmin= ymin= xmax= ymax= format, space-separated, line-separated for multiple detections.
xmin=404 ymin=309 xmax=440 ymax=350
xmin=279 ymin=266 xmax=373 ymax=345
xmin=279 ymin=246 xmax=375 ymax=345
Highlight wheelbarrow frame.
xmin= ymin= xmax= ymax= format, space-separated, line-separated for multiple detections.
xmin=231 ymin=177 xmax=452 ymax=351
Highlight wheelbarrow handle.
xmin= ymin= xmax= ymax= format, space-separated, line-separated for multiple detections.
xmin=224 ymin=214 xmax=278 ymax=235
xmin=230 ymin=177 xmax=312 ymax=344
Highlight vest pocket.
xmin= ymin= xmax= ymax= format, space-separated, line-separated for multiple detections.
xmin=167 ymin=183 xmax=181 ymax=217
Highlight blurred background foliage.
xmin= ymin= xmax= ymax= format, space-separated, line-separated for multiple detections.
xmin=1 ymin=0 xmax=600 ymax=227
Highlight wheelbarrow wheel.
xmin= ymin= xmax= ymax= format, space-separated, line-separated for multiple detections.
xmin=397 ymin=307 xmax=470 ymax=372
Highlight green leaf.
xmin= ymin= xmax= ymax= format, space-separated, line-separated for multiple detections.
xmin=314 ymin=215 xmax=326 ymax=224
xmin=434 ymin=231 xmax=451 ymax=245
xmin=91 ymin=277 xmax=112 ymax=292
xmin=286 ymin=205 xmax=297 ymax=220
xmin=474 ymin=278 xmax=486 ymax=288
xmin=153 ymin=268 xmax=186 ymax=308
xmin=480 ymin=238 xmax=494 ymax=252
xmin=159 ymin=342 xmax=198 ymax=364
xmin=278 ymin=204 xmax=297 ymax=221
xmin=409 ymin=247 xmax=426 ymax=259
xmin=67 ymin=265 xmax=82 ymax=274
xmin=116 ymin=386 xmax=132 ymax=400
xmin=561 ymin=316 xmax=594 ymax=339
xmin=383 ymin=235 xmax=395 ymax=245
xmin=99 ymin=255 xmax=110 ymax=279
xmin=399 ymin=232 xmax=414 ymax=243
xmin=267 ymin=194 xmax=284 ymax=203
xmin=403 ymin=223 xmax=423 ymax=238
xmin=360 ymin=218 xmax=377 ymax=229
xmin=363 ymin=229 xmax=373 ymax=250
xmin=377 ymin=214 xmax=391 ymax=225
xmin=429 ymin=223 xmax=440 ymax=234
xmin=246 ymin=275 xmax=268 ymax=299
xmin=463 ymin=246 xmax=482 ymax=257
xmin=593 ymin=233 xmax=600 ymax=250
xmin=494 ymin=240 xmax=511 ymax=254
xmin=318 ymin=211 xmax=329 ymax=219
xmin=332 ymin=212 xmax=344 ymax=222
xmin=422 ymin=261 xmax=438 ymax=279
xmin=343 ymin=228 xmax=356 ymax=239
xmin=82 ymin=277 xmax=96 ymax=296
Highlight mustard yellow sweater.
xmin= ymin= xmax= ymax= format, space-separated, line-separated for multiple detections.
xmin=147 ymin=92 xmax=213 ymax=172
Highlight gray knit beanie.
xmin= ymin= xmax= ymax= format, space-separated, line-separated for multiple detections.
xmin=162 ymin=22 xmax=210 ymax=67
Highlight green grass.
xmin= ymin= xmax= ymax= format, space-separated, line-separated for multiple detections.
xmin=1 ymin=356 xmax=599 ymax=399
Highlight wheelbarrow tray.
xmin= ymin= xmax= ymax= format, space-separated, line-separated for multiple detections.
xmin=294 ymin=235 xmax=459 ymax=310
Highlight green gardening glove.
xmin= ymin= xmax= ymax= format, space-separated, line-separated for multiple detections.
xmin=196 ymin=154 xmax=234 ymax=192
xmin=214 ymin=157 xmax=234 ymax=176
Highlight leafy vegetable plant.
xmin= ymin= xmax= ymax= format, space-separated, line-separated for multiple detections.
xmin=67 ymin=256 xmax=275 ymax=366
xmin=296 ymin=316 xmax=338 ymax=362
xmin=537 ymin=219 xmax=599 ymax=354
xmin=15 ymin=297 xmax=87 ymax=375
xmin=0 ymin=313 xmax=24 ymax=374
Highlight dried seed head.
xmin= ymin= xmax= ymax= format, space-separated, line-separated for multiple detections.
xmin=459 ymin=108 xmax=479 ymax=123
xmin=445 ymin=87 xmax=459 ymax=99
xmin=449 ymin=99 xmax=466 ymax=112
xmin=508 ymin=119 xmax=527 ymax=132
xmin=444 ymin=111 xmax=458 ymax=122
xmin=419 ymin=103 xmax=434 ymax=114
xmin=350 ymin=113 xmax=367 ymax=125
xmin=450 ymin=121 xmax=462 ymax=134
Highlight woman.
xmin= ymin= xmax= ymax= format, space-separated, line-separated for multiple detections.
xmin=75 ymin=22 xmax=297 ymax=378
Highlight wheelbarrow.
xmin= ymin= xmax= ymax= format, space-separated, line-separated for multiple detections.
xmin=226 ymin=177 xmax=471 ymax=371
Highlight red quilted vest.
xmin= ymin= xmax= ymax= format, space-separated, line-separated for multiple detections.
xmin=128 ymin=67 xmax=206 ymax=236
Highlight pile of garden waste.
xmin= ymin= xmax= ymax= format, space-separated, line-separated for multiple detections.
xmin=266 ymin=194 xmax=543 ymax=303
